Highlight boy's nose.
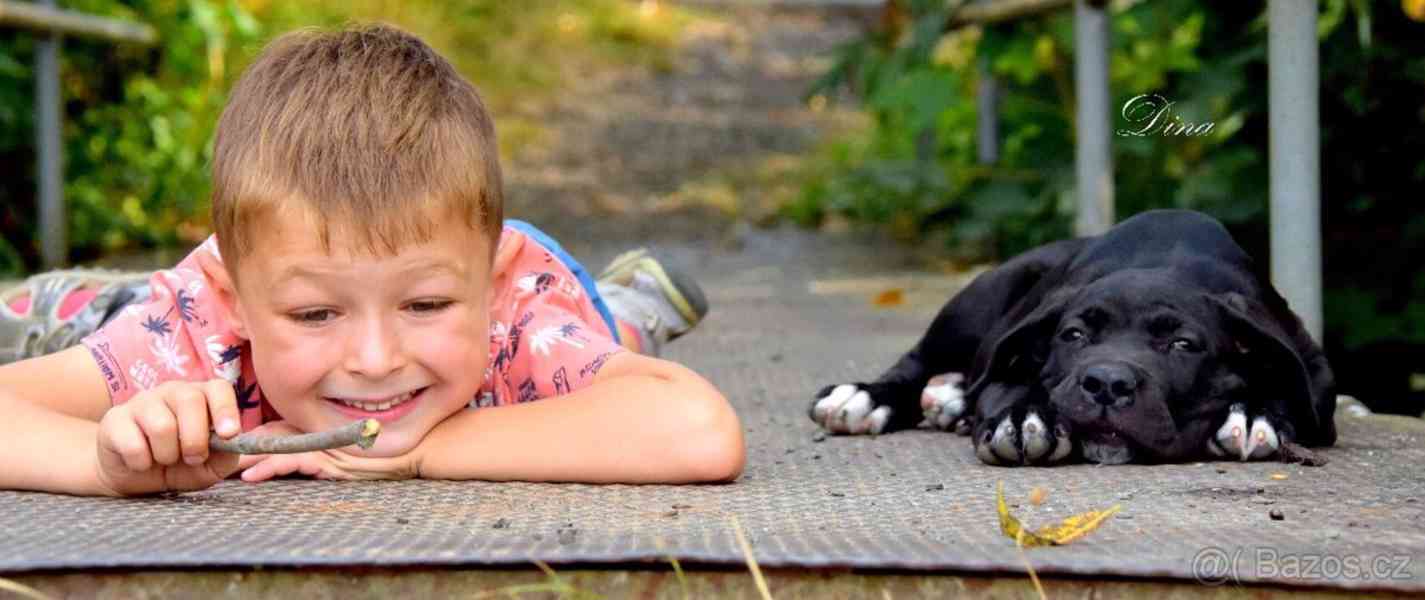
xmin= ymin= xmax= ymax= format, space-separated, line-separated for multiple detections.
xmin=345 ymin=318 xmax=408 ymax=378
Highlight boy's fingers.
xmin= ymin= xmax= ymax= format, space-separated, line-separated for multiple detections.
xmin=202 ymin=450 xmax=245 ymax=482
xmin=169 ymin=386 xmax=213 ymax=466
xmin=203 ymin=379 xmax=242 ymax=439
xmin=104 ymin=415 xmax=155 ymax=472
xmin=135 ymin=399 xmax=181 ymax=466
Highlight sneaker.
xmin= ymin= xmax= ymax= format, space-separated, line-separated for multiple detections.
xmin=596 ymin=248 xmax=709 ymax=350
xmin=0 ymin=269 xmax=151 ymax=364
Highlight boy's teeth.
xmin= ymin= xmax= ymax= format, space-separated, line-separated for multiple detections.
xmin=338 ymin=390 xmax=416 ymax=411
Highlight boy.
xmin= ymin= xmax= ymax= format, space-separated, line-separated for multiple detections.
xmin=0 ymin=24 xmax=744 ymax=496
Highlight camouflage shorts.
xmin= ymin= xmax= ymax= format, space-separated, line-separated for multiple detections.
xmin=0 ymin=269 xmax=151 ymax=365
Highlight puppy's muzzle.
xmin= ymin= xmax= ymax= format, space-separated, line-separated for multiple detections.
xmin=1079 ymin=362 xmax=1138 ymax=409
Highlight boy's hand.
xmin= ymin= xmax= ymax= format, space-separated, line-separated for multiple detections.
xmin=236 ymin=421 xmax=419 ymax=482
xmin=94 ymin=380 xmax=245 ymax=496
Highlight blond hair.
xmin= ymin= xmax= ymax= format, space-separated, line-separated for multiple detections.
xmin=211 ymin=23 xmax=502 ymax=275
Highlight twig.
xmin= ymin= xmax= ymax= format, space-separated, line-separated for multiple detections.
xmin=730 ymin=515 xmax=772 ymax=600
xmin=209 ymin=419 xmax=380 ymax=454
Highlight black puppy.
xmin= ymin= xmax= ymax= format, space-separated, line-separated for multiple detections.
xmin=811 ymin=209 xmax=1336 ymax=465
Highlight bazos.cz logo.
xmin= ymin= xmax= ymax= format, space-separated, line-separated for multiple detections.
xmin=1192 ymin=546 xmax=1414 ymax=585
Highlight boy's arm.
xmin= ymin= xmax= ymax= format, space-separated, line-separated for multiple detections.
xmin=0 ymin=346 xmax=115 ymax=494
xmin=415 ymin=352 xmax=744 ymax=484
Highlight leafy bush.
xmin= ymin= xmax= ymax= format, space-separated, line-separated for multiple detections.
xmin=796 ymin=0 xmax=1425 ymax=412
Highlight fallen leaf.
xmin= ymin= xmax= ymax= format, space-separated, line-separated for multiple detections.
xmin=1270 ymin=473 xmax=1289 ymax=481
xmin=872 ymin=288 xmax=905 ymax=307
xmin=1407 ymin=0 xmax=1425 ymax=22
xmin=997 ymin=482 xmax=1120 ymax=547
xmin=1028 ymin=487 xmax=1048 ymax=506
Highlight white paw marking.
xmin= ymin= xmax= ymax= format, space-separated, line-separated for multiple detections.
xmin=976 ymin=410 xmax=1071 ymax=466
xmin=1020 ymin=412 xmax=1051 ymax=461
xmin=813 ymin=385 xmax=891 ymax=435
xmin=920 ymin=372 xmax=966 ymax=431
xmin=1208 ymin=403 xmax=1280 ymax=461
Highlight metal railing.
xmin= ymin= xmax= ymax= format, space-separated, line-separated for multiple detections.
xmin=0 ymin=0 xmax=156 ymax=269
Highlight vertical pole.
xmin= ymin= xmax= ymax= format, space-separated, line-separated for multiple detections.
xmin=1268 ymin=0 xmax=1323 ymax=341
xmin=35 ymin=0 xmax=67 ymax=269
xmin=1073 ymin=0 xmax=1113 ymax=236
xmin=976 ymin=56 xmax=999 ymax=165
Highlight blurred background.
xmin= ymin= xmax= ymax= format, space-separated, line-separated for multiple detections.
xmin=0 ymin=0 xmax=1421 ymax=416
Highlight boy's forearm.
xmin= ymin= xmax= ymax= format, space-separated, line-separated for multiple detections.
xmin=0 ymin=392 xmax=108 ymax=495
xmin=417 ymin=363 xmax=744 ymax=484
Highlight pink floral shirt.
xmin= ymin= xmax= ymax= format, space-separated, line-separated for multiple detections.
xmin=81 ymin=226 xmax=625 ymax=431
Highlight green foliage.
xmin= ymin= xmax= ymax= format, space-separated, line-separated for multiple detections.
xmin=795 ymin=0 xmax=1425 ymax=355
xmin=0 ymin=0 xmax=687 ymax=275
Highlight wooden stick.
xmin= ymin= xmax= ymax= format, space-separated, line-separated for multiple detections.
xmin=208 ymin=419 xmax=381 ymax=454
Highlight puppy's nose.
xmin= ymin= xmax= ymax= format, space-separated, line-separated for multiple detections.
xmin=1081 ymin=363 xmax=1137 ymax=407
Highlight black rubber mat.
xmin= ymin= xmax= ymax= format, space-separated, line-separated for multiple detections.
xmin=3 ymin=231 xmax=1422 ymax=592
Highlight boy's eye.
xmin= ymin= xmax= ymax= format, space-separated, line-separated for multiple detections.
xmin=407 ymin=299 xmax=453 ymax=314
xmin=291 ymin=309 xmax=336 ymax=324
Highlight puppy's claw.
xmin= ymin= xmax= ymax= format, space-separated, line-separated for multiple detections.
xmin=989 ymin=417 xmax=1021 ymax=463
xmin=1020 ymin=411 xmax=1051 ymax=461
xmin=1208 ymin=404 xmax=1280 ymax=461
xmin=1209 ymin=404 xmax=1249 ymax=459
xmin=811 ymin=385 xmax=892 ymax=435
xmin=813 ymin=385 xmax=856 ymax=424
xmin=1244 ymin=416 xmax=1279 ymax=460
xmin=976 ymin=429 xmax=1002 ymax=465
xmin=920 ymin=372 xmax=966 ymax=431
xmin=975 ymin=410 xmax=1072 ymax=466
xmin=1048 ymin=423 xmax=1073 ymax=463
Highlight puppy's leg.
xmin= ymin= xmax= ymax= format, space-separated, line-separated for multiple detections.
xmin=812 ymin=238 xmax=1084 ymax=436
xmin=811 ymin=348 xmax=943 ymax=435
xmin=970 ymin=382 xmax=1073 ymax=466
xmin=1207 ymin=403 xmax=1294 ymax=460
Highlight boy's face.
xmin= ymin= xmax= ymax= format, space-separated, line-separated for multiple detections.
xmin=218 ymin=209 xmax=492 ymax=458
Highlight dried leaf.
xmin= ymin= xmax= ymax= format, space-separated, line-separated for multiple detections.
xmin=997 ymin=482 xmax=1120 ymax=547
xmin=872 ymin=288 xmax=905 ymax=307
xmin=1408 ymin=0 xmax=1425 ymax=22
xmin=1028 ymin=487 xmax=1048 ymax=506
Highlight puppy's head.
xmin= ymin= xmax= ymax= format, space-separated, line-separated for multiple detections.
xmin=973 ymin=269 xmax=1319 ymax=464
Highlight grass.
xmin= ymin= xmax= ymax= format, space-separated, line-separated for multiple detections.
xmin=467 ymin=514 xmax=775 ymax=599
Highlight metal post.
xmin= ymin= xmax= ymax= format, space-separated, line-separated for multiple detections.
xmin=1268 ymin=0 xmax=1323 ymax=341
xmin=35 ymin=0 xmax=65 ymax=268
xmin=976 ymin=56 xmax=999 ymax=165
xmin=1073 ymin=0 xmax=1112 ymax=236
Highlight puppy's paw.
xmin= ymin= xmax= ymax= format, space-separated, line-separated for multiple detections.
xmin=1207 ymin=403 xmax=1281 ymax=461
xmin=973 ymin=408 xmax=1073 ymax=466
xmin=920 ymin=372 xmax=969 ymax=433
xmin=811 ymin=384 xmax=894 ymax=435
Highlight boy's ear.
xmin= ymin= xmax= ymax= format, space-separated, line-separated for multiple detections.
xmin=196 ymin=250 xmax=249 ymax=340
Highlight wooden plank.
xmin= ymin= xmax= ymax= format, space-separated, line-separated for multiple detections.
xmin=950 ymin=0 xmax=1074 ymax=26
xmin=0 ymin=0 xmax=156 ymax=45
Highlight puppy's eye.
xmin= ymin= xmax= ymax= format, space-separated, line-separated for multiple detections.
xmin=1170 ymin=339 xmax=1199 ymax=352
xmin=1059 ymin=328 xmax=1084 ymax=342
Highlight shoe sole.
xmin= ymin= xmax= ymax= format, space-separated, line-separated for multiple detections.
xmin=598 ymin=248 xmax=708 ymax=327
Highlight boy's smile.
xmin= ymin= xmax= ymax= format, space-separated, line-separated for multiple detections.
xmin=204 ymin=207 xmax=494 ymax=458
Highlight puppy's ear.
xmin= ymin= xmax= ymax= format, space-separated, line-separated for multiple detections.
xmin=966 ymin=287 xmax=1074 ymax=397
xmin=1208 ymin=292 xmax=1336 ymax=446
